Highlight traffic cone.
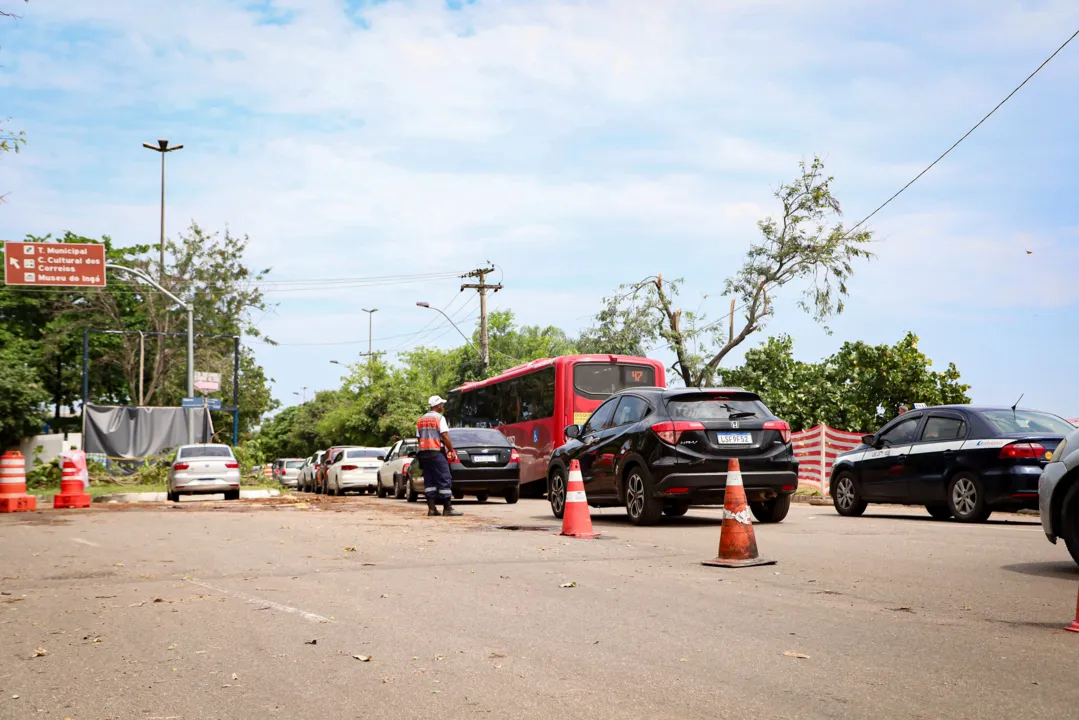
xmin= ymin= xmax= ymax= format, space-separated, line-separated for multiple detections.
xmin=0 ymin=451 xmax=36 ymax=513
xmin=560 ymin=460 xmax=598 ymax=539
xmin=1066 ymin=586 xmax=1079 ymax=633
xmin=702 ymin=458 xmax=775 ymax=568
xmin=53 ymin=456 xmax=91 ymax=509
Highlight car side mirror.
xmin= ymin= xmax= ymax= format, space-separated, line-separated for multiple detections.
xmin=861 ymin=434 xmax=877 ymax=448
xmin=564 ymin=424 xmax=581 ymax=439
xmin=377 ymin=455 xmax=385 ymax=461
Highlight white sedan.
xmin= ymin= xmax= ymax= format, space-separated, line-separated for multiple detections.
xmin=326 ymin=447 xmax=387 ymax=495
xmin=167 ymin=444 xmax=242 ymax=502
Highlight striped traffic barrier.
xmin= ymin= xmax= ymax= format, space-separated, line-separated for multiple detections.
xmin=53 ymin=455 xmax=91 ymax=509
xmin=0 ymin=451 xmax=37 ymax=513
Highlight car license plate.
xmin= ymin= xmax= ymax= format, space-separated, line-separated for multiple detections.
xmin=363 ymin=466 xmax=378 ymax=471
xmin=472 ymin=454 xmax=497 ymax=463
xmin=716 ymin=432 xmax=752 ymax=445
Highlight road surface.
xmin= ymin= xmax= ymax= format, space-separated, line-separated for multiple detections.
xmin=2 ymin=496 xmax=1078 ymax=719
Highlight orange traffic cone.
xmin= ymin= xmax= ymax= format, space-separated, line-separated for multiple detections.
xmin=702 ymin=458 xmax=775 ymax=568
xmin=53 ymin=456 xmax=91 ymax=509
xmin=0 ymin=451 xmax=36 ymax=513
xmin=1066 ymin=586 xmax=1079 ymax=633
xmin=560 ymin=460 xmax=598 ymax=539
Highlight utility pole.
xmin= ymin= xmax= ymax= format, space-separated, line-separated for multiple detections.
xmin=361 ymin=308 xmax=378 ymax=383
xmin=142 ymin=139 xmax=184 ymax=281
xmin=460 ymin=267 xmax=502 ymax=372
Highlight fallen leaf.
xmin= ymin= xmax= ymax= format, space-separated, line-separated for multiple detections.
xmin=231 ymin=673 xmax=239 ymax=680
xmin=94 ymin=595 xmax=117 ymax=599
xmin=353 ymin=654 xmax=372 ymax=662
xmin=783 ymin=651 xmax=810 ymax=660
xmin=113 ymin=563 xmax=125 ymax=567
xmin=890 ymin=607 xmax=915 ymax=614
xmin=196 ymin=650 xmax=207 ymax=654
xmin=32 ymin=647 xmax=47 ymax=658
xmin=305 ymin=639 xmax=318 ymax=645
xmin=11 ymin=695 xmax=18 ymax=699
xmin=153 ymin=598 xmax=167 ymax=604
xmin=344 ymin=547 xmax=356 ymax=552
xmin=679 ymin=658 xmax=688 ymax=663
xmin=559 ymin=582 xmax=577 ymax=588
xmin=489 ymin=653 xmax=505 ymax=659
xmin=380 ymin=594 xmax=389 ymax=599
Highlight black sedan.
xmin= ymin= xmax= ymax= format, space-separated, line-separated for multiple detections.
xmin=408 ymin=428 xmax=521 ymax=504
xmin=830 ymin=405 xmax=1074 ymax=522
xmin=547 ymin=387 xmax=799 ymax=525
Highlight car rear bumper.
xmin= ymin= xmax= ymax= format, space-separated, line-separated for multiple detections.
xmin=338 ymin=472 xmax=378 ymax=488
xmin=653 ymin=469 xmax=798 ymax=503
xmin=980 ymin=466 xmax=1043 ymax=510
xmin=171 ymin=475 xmax=241 ymax=494
xmin=1038 ymin=462 xmax=1065 ymax=541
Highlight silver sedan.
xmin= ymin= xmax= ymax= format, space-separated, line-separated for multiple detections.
xmin=167 ymin=444 xmax=242 ymax=502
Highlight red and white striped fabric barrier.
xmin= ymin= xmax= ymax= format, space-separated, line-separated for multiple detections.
xmin=792 ymin=424 xmax=865 ymax=495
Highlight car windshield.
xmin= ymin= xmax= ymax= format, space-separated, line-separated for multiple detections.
xmin=448 ymin=428 xmax=510 ymax=446
xmin=979 ymin=409 xmax=1075 ymax=435
xmin=345 ymin=449 xmax=383 ymax=459
xmin=285 ymin=460 xmax=304 ymax=469
xmin=179 ymin=446 xmax=233 ymax=459
xmin=666 ymin=395 xmax=766 ymax=420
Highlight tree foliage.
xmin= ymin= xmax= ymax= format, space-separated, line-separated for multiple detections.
xmin=0 ymin=339 xmax=50 ymax=450
xmin=717 ymin=333 xmax=972 ymax=432
xmin=583 ymin=157 xmax=874 ymax=387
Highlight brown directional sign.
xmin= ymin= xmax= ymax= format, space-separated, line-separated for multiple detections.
xmin=3 ymin=241 xmax=107 ymax=287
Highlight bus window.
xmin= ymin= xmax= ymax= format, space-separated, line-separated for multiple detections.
xmin=573 ymin=363 xmax=656 ymax=399
xmin=519 ymin=368 xmax=555 ymax=422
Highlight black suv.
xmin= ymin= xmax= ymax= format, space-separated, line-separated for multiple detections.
xmin=547 ymin=387 xmax=798 ymax=525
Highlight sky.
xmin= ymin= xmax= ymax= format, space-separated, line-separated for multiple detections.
xmin=2 ymin=0 xmax=1078 ymax=419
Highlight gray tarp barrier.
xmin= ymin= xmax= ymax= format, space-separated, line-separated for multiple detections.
xmin=83 ymin=405 xmax=214 ymax=458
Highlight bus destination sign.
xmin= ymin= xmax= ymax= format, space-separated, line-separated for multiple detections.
xmin=3 ymin=241 xmax=107 ymax=287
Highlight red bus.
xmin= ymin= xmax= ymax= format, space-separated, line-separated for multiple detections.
xmin=445 ymin=355 xmax=666 ymax=492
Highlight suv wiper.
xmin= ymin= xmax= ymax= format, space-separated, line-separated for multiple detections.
xmin=727 ymin=411 xmax=757 ymax=420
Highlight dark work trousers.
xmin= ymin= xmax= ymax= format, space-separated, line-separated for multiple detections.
xmin=418 ymin=451 xmax=453 ymax=501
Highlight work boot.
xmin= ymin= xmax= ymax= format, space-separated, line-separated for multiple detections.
xmin=442 ymin=499 xmax=462 ymax=517
xmin=426 ymin=496 xmax=441 ymax=516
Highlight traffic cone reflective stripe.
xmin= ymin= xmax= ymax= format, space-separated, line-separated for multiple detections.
xmin=702 ymin=458 xmax=775 ymax=568
xmin=560 ymin=460 xmax=598 ymax=539
xmin=1066 ymin=586 xmax=1079 ymax=633
xmin=0 ymin=451 xmax=36 ymax=513
xmin=53 ymin=456 xmax=91 ymax=509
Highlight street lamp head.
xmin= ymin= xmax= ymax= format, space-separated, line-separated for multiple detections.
xmin=416 ymin=301 xmax=431 ymax=308
xmin=362 ymin=308 xmax=378 ymax=314
xmin=142 ymin=142 xmax=158 ymax=151
xmin=157 ymin=139 xmax=169 ymax=151
xmin=170 ymin=144 xmax=184 ymax=152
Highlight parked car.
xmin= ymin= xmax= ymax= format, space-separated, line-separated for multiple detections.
xmin=318 ymin=446 xmax=351 ymax=493
xmin=1039 ymin=425 xmax=1079 ymax=565
xmin=407 ymin=428 xmax=521 ymax=503
xmin=326 ymin=447 xmax=386 ymax=495
xmin=831 ymin=405 xmax=1073 ymax=522
xmin=377 ymin=438 xmax=418 ymax=499
xmin=167 ymin=444 xmax=242 ymax=502
xmin=275 ymin=458 xmax=304 ymax=488
xmin=547 ymin=387 xmax=797 ymax=525
xmin=302 ymin=450 xmax=325 ymax=492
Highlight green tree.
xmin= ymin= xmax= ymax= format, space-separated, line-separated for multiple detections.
xmin=585 ymin=157 xmax=874 ymax=386
xmin=717 ymin=333 xmax=971 ymax=432
xmin=0 ymin=339 xmax=50 ymax=450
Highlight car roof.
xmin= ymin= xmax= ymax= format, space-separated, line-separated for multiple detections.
xmin=179 ymin=443 xmax=231 ymax=450
xmin=614 ymin=386 xmax=759 ymax=398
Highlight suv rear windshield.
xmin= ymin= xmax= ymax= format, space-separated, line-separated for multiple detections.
xmin=448 ymin=428 xmax=510 ymax=446
xmin=666 ymin=395 xmax=767 ymax=421
xmin=345 ymin=449 xmax=384 ymax=459
xmin=574 ymin=363 xmax=656 ymax=399
xmin=179 ymin=446 xmax=234 ymax=459
xmin=979 ymin=410 xmax=1075 ymax=435
xmin=285 ymin=460 xmax=304 ymax=468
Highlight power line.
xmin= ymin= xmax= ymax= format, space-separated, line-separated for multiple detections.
xmin=694 ymin=26 xmax=1079 ymax=336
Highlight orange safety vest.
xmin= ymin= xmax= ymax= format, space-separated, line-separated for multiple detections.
xmin=416 ymin=411 xmax=444 ymax=452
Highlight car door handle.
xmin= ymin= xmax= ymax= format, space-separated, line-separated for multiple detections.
xmin=942 ymin=450 xmax=955 ymax=457
xmin=896 ymin=455 xmax=907 ymax=463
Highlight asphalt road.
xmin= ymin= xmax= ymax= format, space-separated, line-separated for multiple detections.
xmin=2 ymin=495 xmax=1078 ymax=719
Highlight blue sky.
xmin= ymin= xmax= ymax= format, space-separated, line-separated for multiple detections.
xmin=2 ymin=0 xmax=1078 ymax=420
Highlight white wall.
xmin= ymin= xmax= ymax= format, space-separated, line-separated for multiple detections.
xmin=19 ymin=433 xmax=83 ymax=468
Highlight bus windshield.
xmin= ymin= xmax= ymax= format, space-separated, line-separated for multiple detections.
xmin=573 ymin=363 xmax=656 ymax=399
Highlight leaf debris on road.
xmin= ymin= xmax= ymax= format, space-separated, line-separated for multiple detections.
xmin=31 ymin=647 xmax=47 ymax=658
xmin=353 ymin=654 xmax=372 ymax=662
xmin=783 ymin=651 xmax=810 ymax=660
xmin=559 ymin=582 xmax=577 ymax=588
xmin=305 ymin=639 xmax=318 ymax=645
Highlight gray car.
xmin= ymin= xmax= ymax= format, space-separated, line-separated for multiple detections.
xmin=167 ymin=444 xmax=242 ymax=502
xmin=1039 ymin=426 xmax=1079 ymax=566
xmin=275 ymin=458 xmax=305 ymax=488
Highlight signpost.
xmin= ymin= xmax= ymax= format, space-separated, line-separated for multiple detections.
xmin=183 ymin=397 xmax=221 ymax=410
xmin=194 ymin=371 xmax=221 ymax=393
xmin=3 ymin=241 xmax=106 ymax=287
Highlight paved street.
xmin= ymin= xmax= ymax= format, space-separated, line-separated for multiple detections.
xmin=2 ymin=497 xmax=1078 ymax=720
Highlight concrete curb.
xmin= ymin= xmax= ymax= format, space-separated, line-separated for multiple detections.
xmin=93 ymin=488 xmax=282 ymax=504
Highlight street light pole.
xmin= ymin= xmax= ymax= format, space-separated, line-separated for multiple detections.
xmin=105 ymin=263 xmax=195 ymax=443
xmin=416 ymin=302 xmax=478 ymax=354
xmin=361 ymin=308 xmax=377 ymax=383
xmin=142 ymin=139 xmax=184 ymax=281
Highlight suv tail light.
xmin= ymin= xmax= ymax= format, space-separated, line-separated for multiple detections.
xmin=999 ymin=442 xmax=1046 ymax=459
xmin=341 ymin=464 xmax=359 ymax=471
xmin=651 ymin=421 xmax=705 ymax=445
xmin=510 ymin=449 xmax=520 ymax=463
xmin=225 ymin=462 xmax=239 ymax=469
xmin=173 ymin=462 xmax=189 ymax=471
xmin=402 ymin=461 xmax=411 ymax=474
xmin=764 ymin=420 xmax=792 ymax=444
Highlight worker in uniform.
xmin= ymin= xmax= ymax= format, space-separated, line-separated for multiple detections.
xmin=416 ymin=395 xmax=461 ymax=517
